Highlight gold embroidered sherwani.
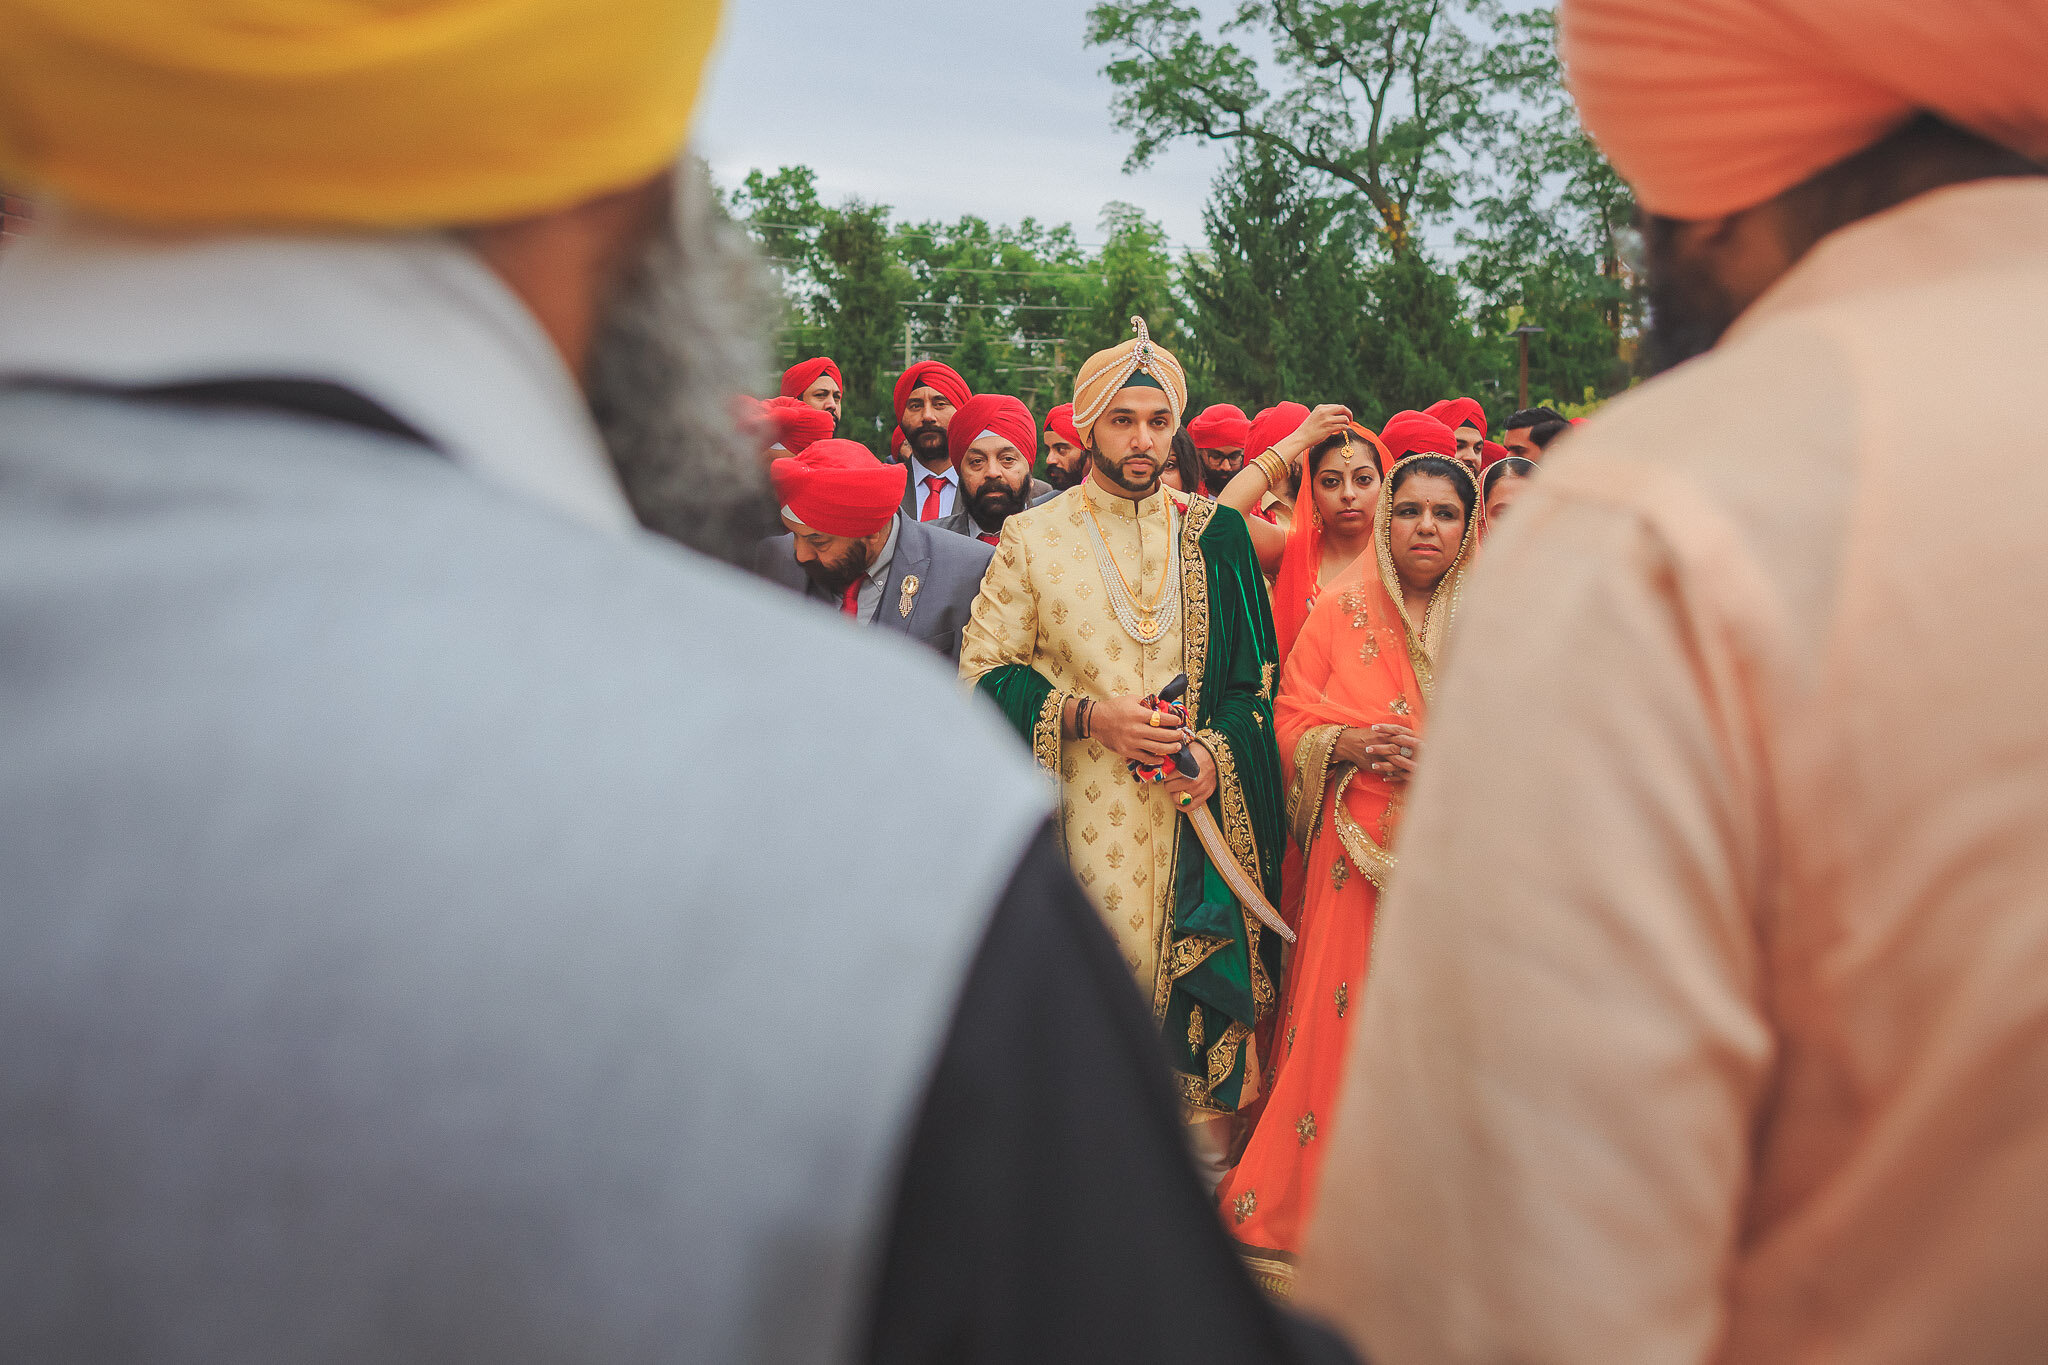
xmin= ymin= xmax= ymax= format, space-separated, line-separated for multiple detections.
xmin=962 ymin=477 xmax=1287 ymax=1118
xmin=961 ymin=481 xmax=1185 ymax=986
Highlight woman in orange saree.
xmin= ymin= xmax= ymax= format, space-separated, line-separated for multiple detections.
xmin=1216 ymin=454 xmax=1479 ymax=1295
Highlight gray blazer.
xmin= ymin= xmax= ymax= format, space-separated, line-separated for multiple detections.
xmin=754 ymin=513 xmax=995 ymax=663
xmin=0 ymin=385 xmax=1052 ymax=1364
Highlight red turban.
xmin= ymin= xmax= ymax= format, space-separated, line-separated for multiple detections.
xmin=1479 ymin=439 xmax=1511 ymax=472
xmin=762 ymin=395 xmax=833 ymax=454
xmin=779 ymin=356 xmax=843 ymax=401
xmin=1186 ymin=403 xmax=1252 ymax=451
xmin=770 ymin=439 xmax=907 ymax=539
xmin=1379 ymin=410 xmax=1459 ymax=470
xmin=1245 ymin=403 xmax=1310 ymax=463
xmin=1425 ymin=397 xmax=1487 ymax=436
xmin=948 ymin=394 xmax=1038 ymax=471
xmin=889 ymin=425 xmax=907 ymax=455
xmin=1044 ymin=403 xmax=1082 ymax=448
xmin=893 ymin=361 xmax=971 ymax=419
xmin=1561 ymin=0 xmax=2048 ymax=221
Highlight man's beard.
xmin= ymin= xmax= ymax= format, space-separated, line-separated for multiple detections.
xmin=1090 ymin=447 xmax=1159 ymax=497
xmin=1043 ymin=460 xmax=1083 ymax=491
xmin=798 ymin=540 xmax=873 ymax=597
xmin=965 ymin=478 xmax=1028 ymax=530
xmin=586 ymin=157 xmax=783 ymax=568
xmin=907 ymin=422 xmax=948 ymax=466
xmin=1641 ymin=214 xmax=1746 ymax=376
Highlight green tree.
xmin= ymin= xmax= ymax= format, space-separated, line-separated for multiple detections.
xmin=813 ymin=202 xmax=911 ymax=449
xmin=1181 ymin=144 xmax=1376 ymax=411
xmin=1460 ymin=8 xmax=1638 ymax=404
xmin=1074 ymin=202 xmax=1186 ymax=365
xmin=728 ymin=165 xmax=831 ymax=369
xmin=1086 ymin=0 xmax=1511 ymax=254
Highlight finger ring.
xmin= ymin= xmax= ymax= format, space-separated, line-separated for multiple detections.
xmin=1177 ymin=793 xmax=1194 ymax=808
xmin=1148 ymin=712 xmax=1162 ymax=727
xmin=1399 ymin=746 xmax=1413 ymax=758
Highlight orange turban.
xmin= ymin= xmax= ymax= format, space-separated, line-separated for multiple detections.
xmin=772 ymin=440 xmax=906 ymax=539
xmin=1186 ymin=403 xmax=1252 ymax=451
xmin=762 ymin=396 xmax=833 ymax=455
xmin=893 ymin=362 xmax=970 ymax=419
xmin=1044 ymin=404 xmax=1083 ymax=449
xmin=1425 ymin=398 xmax=1487 ymax=437
xmin=0 ymin=0 xmax=720 ymax=229
xmin=947 ymin=394 xmax=1037 ymax=471
xmin=1378 ymin=411 xmax=1458 ymax=473
xmin=780 ymin=357 xmax=842 ymax=401
xmin=1561 ymin=0 xmax=2048 ymax=221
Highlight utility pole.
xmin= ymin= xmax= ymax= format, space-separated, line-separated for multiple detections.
xmin=1512 ymin=324 xmax=1546 ymax=411
xmin=903 ymin=321 xmax=912 ymax=371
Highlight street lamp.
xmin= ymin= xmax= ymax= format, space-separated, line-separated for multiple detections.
xmin=1511 ymin=324 xmax=1546 ymax=411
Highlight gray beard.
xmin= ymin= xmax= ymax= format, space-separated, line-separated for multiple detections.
xmin=586 ymin=157 xmax=781 ymax=569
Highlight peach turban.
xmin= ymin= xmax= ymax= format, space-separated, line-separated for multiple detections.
xmin=0 ymin=0 xmax=720 ymax=228
xmin=1561 ymin=0 xmax=2048 ymax=221
xmin=1072 ymin=316 xmax=1187 ymax=446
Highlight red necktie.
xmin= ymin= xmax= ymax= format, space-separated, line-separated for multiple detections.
xmin=920 ymin=475 xmax=945 ymax=521
xmin=841 ymin=579 xmax=861 ymax=619
xmin=978 ymin=532 xmax=999 ymax=545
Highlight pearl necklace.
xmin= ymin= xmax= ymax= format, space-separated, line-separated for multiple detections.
xmin=1082 ymin=495 xmax=1179 ymax=646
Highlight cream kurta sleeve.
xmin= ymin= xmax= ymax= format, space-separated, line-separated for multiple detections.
xmin=958 ymin=519 xmax=1037 ymax=688
xmin=1297 ymin=471 xmax=1779 ymax=1365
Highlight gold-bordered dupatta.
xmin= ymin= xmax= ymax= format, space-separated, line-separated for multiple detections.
xmin=1277 ymin=454 xmax=1479 ymax=888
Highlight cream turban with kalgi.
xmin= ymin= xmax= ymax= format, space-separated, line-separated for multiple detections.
xmin=1072 ymin=316 xmax=1188 ymax=447
xmin=0 ymin=0 xmax=722 ymax=228
xmin=1561 ymin=0 xmax=2048 ymax=221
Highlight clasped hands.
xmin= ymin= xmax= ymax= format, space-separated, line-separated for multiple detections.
xmin=1069 ymin=694 xmax=1218 ymax=806
xmin=1333 ymin=723 xmax=1421 ymax=786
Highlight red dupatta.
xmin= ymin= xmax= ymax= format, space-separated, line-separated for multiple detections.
xmin=1269 ymin=423 xmax=1393 ymax=671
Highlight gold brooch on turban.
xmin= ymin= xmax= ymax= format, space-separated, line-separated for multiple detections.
xmin=1072 ymin=316 xmax=1188 ymax=446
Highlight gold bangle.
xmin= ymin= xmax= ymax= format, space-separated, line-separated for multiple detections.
xmin=1255 ymin=449 xmax=1289 ymax=485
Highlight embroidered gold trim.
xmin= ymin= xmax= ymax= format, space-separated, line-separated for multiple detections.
xmin=1202 ymin=728 xmax=1273 ymax=1015
xmin=1288 ymin=724 xmax=1344 ymax=850
xmin=1177 ymin=1068 xmax=1227 ymax=1113
xmin=1206 ymin=1018 xmax=1252 ymax=1094
xmin=1032 ymin=688 xmax=1069 ymax=855
xmin=1238 ymin=1251 xmax=1297 ymax=1298
xmin=1329 ymin=766 xmax=1398 ymax=890
xmin=1177 ymin=496 xmax=1216 ymax=720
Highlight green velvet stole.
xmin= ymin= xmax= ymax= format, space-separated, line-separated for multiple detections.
xmin=974 ymin=502 xmax=1285 ymax=1113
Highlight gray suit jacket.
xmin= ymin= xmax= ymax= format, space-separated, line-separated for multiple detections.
xmin=754 ymin=513 xmax=994 ymax=663
xmin=0 ymin=385 xmax=1050 ymax=1364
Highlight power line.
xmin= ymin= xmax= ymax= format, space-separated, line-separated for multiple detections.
xmin=745 ymin=219 xmax=1203 ymax=257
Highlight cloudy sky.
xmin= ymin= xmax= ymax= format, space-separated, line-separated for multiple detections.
xmin=692 ymin=0 xmax=1228 ymax=250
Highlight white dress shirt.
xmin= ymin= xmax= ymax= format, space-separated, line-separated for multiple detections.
xmin=909 ymin=462 xmax=958 ymax=520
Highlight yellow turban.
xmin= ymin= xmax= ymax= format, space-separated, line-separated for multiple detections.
xmin=0 ymin=0 xmax=721 ymax=229
xmin=1071 ymin=316 xmax=1188 ymax=447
